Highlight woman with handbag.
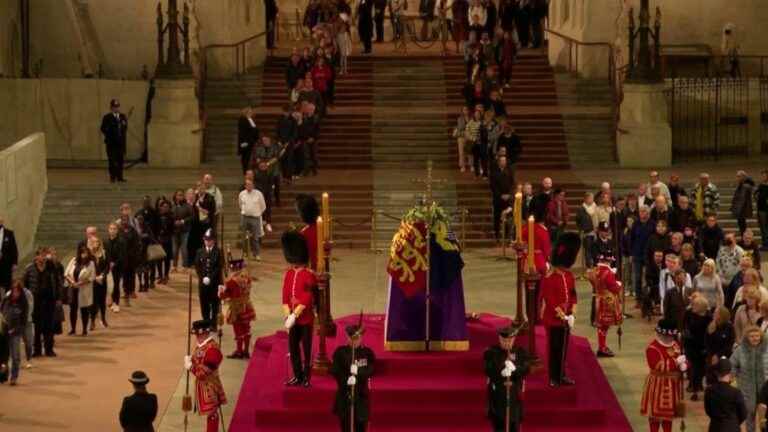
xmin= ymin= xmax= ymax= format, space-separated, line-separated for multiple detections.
xmin=155 ymin=199 xmax=175 ymax=285
xmin=64 ymin=244 xmax=96 ymax=336
xmin=87 ymin=237 xmax=109 ymax=330
xmin=136 ymin=215 xmax=159 ymax=292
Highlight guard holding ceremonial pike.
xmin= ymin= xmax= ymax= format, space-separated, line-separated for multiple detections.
xmin=184 ymin=319 xmax=227 ymax=432
xmin=484 ymin=323 xmax=531 ymax=432
xmin=588 ymin=249 xmax=623 ymax=359
xmin=219 ymin=259 xmax=256 ymax=359
xmin=539 ymin=232 xmax=580 ymax=388
xmin=330 ymin=317 xmax=376 ymax=432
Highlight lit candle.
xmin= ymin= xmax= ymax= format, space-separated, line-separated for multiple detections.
xmin=514 ymin=192 xmax=523 ymax=243
xmin=526 ymin=216 xmax=535 ymax=272
xmin=316 ymin=216 xmax=325 ymax=273
xmin=322 ymin=192 xmax=330 ymax=241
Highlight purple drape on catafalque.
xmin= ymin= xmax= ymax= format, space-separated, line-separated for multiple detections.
xmin=385 ymin=237 xmax=469 ymax=351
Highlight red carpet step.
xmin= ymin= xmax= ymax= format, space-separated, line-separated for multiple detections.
xmin=230 ymin=314 xmax=631 ymax=432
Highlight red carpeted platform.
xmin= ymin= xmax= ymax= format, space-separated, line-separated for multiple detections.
xmin=230 ymin=314 xmax=632 ymax=431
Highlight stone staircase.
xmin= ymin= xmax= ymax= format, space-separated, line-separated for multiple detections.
xmin=555 ymin=74 xmax=618 ymax=168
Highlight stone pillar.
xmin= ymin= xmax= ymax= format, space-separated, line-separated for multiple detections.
xmin=617 ymin=83 xmax=672 ymax=167
xmin=147 ymin=79 xmax=201 ymax=167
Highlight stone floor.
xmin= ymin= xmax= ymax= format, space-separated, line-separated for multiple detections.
xmin=9 ymin=163 xmax=768 ymax=430
xmin=0 ymin=246 xmax=725 ymax=432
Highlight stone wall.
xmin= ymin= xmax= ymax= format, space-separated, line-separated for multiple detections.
xmin=0 ymin=79 xmax=149 ymax=161
xmin=0 ymin=0 xmax=22 ymax=77
xmin=28 ymin=0 xmax=266 ymax=79
xmin=548 ymin=0 xmax=768 ymax=79
xmin=0 ymin=133 xmax=48 ymax=260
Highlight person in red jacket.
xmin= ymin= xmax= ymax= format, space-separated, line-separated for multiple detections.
xmin=184 ymin=319 xmax=227 ymax=432
xmin=282 ymin=230 xmax=317 ymax=388
xmin=519 ymin=207 xmax=552 ymax=275
xmin=588 ymin=255 xmax=623 ymax=358
xmin=311 ymin=56 xmax=334 ymax=108
xmin=545 ymin=188 xmax=570 ymax=246
xmin=539 ymin=232 xmax=580 ymax=387
xmin=640 ymin=318 xmax=687 ymax=432
xmin=219 ymin=259 xmax=256 ymax=359
xmin=295 ymin=194 xmax=319 ymax=271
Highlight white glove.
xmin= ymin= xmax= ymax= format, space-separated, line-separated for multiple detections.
xmin=501 ymin=367 xmax=513 ymax=378
xmin=184 ymin=355 xmax=192 ymax=370
xmin=347 ymin=375 xmax=357 ymax=386
xmin=217 ymin=285 xmax=225 ymax=296
xmin=284 ymin=313 xmax=297 ymax=329
xmin=676 ymin=355 xmax=687 ymax=365
xmin=240 ymin=142 xmax=248 ymax=148
xmin=350 ymin=364 xmax=359 ymax=375
xmin=202 ymin=276 xmax=211 ymax=286
xmin=679 ymin=362 xmax=688 ymax=372
xmin=566 ymin=315 xmax=575 ymax=329
xmin=504 ymin=360 xmax=514 ymax=370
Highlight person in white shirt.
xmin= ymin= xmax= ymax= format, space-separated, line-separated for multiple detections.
xmin=659 ymin=254 xmax=692 ymax=314
xmin=646 ymin=171 xmax=672 ymax=204
xmin=238 ymin=179 xmax=266 ymax=261
xmin=202 ymin=174 xmax=224 ymax=214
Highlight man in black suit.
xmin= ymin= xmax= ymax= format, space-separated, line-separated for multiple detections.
xmin=119 ymin=370 xmax=158 ymax=432
xmin=238 ymin=106 xmax=260 ymax=174
xmin=0 ymin=217 xmax=18 ymax=295
xmin=195 ymin=229 xmax=224 ymax=328
xmin=357 ymin=0 xmax=374 ymax=54
xmin=100 ymin=99 xmax=128 ymax=183
xmin=489 ymin=156 xmax=515 ymax=242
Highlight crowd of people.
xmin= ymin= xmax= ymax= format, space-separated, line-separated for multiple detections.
xmin=0 ymin=172 xmax=274 ymax=386
xmin=489 ymin=168 xmax=768 ymax=430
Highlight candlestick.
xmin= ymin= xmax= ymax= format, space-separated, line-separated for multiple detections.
xmin=514 ymin=192 xmax=522 ymax=243
xmin=526 ymin=216 xmax=535 ymax=272
xmin=322 ymin=192 xmax=330 ymax=241
xmin=317 ymin=216 xmax=325 ymax=273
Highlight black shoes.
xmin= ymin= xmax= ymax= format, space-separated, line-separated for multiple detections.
xmin=597 ymin=349 xmax=615 ymax=358
xmin=285 ymin=377 xmax=301 ymax=387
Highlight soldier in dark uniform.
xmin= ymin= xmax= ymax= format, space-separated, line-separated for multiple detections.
xmin=483 ymin=323 xmax=531 ymax=432
xmin=330 ymin=322 xmax=376 ymax=432
xmin=195 ymin=229 xmax=224 ymax=329
xmin=357 ymin=0 xmax=374 ymax=54
xmin=119 ymin=370 xmax=158 ymax=432
xmin=100 ymin=99 xmax=128 ymax=183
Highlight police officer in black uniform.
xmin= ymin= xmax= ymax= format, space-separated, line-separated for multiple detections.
xmin=357 ymin=0 xmax=374 ymax=54
xmin=483 ymin=323 xmax=531 ymax=432
xmin=589 ymin=222 xmax=616 ymax=269
xmin=100 ymin=99 xmax=128 ymax=183
xmin=330 ymin=322 xmax=376 ymax=432
xmin=194 ymin=229 xmax=224 ymax=329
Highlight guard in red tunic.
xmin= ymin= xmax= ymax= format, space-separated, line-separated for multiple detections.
xmin=519 ymin=208 xmax=552 ymax=275
xmin=641 ymin=318 xmax=687 ymax=432
xmin=588 ymin=256 xmax=623 ymax=358
xmin=539 ymin=232 xmax=580 ymax=387
xmin=281 ymin=230 xmax=317 ymax=387
xmin=184 ymin=319 xmax=227 ymax=432
xmin=219 ymin=259 xmax=256 ymax=359
xmin=295 ymin=194 xmax=320 ymax=271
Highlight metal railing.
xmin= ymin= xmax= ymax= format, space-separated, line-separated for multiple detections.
xmin=197 ymin=31 xmax=267 ymax=156
xmin=544 ymin=29 xmax=625 ymax=161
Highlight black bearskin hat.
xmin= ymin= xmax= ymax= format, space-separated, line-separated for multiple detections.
xmin=282 ymin=230 xmax=309 ymax=265
xmin=655 ymin=318 xmax=679 ymax=336
xmin=295 ymin=194 xmax=320 ymax=225
xmin=192 ymin=319 xmax=214 ymax=334
xmin=551 ymin=232 xmax=581 ymax=269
